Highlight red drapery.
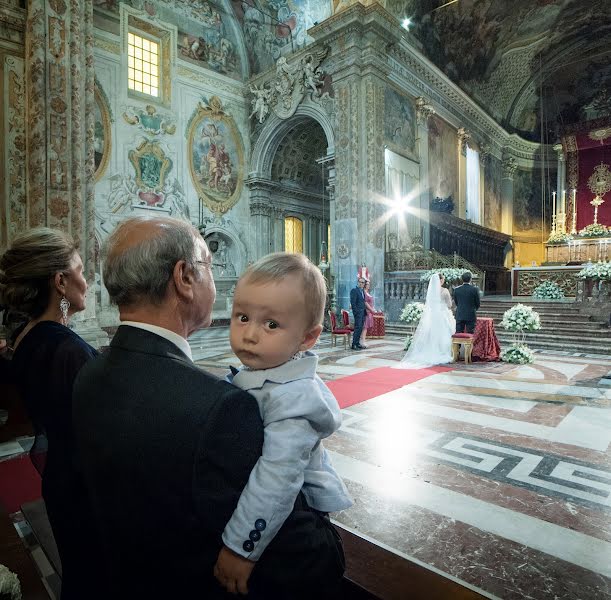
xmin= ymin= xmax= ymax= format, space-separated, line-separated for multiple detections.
xmin=563 ymin=121 xmax=611 ymax=231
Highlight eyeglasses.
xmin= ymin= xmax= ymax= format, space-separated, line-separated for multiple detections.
xmin=195 ymin=260 xmax=213 ymax=269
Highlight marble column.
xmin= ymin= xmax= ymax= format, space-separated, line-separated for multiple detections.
xmin=416 ymin=97 xmax=434 ymax=249
xmin=501 ymin=156 xmax=517 ymax=267
xmin=310 ymin=3 xmax=399 ymax=312
xmin=457 ymin=128 xmax=470 ymax=219
xmin=25 ymin=0 xmax=108 ymax=346
xmin=249 ymin=190 xmax=273 ymax=260
xmin=272 ymin=207 xmax=285 ymax=253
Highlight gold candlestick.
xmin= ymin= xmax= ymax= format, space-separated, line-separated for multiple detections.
xmin=590 ymin=195 xmax=604 ymax=225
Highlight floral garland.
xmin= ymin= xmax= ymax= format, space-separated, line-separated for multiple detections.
xmin=420 ymin=268 xmax=469 ymax=284
xmin=577 ymin=223 xmax=609 ymax=237
xmin=501 ymin=343 xmax=535 ymax=364
xmin=577 ymin=261 xmax=611 ymax=281
xmin=532 ymin=280 xmax=564 ymax=300
xmin=399 ymin=302 xmax=425 ymax=324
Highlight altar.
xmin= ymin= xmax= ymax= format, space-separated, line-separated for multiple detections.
xmin=545 ymin=237 xmax=611 ymax=264
xmin=511 ymin=265 xmax=582 ymax=297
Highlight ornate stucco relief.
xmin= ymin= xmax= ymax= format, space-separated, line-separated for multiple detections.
xmin=3 ymin=55 xmax=26 ymax=239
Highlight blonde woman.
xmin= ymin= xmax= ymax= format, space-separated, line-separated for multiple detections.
xmin=0 ymin=228 xmax=103 ymax=600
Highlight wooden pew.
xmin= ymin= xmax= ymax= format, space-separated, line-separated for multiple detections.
xmin=337 ymin=526 xmax=487 ymax=600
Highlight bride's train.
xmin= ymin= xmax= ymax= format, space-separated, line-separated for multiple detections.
xmin=395 ymin=274 xmax=455 ymax=369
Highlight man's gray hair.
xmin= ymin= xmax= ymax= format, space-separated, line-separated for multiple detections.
xmin=103 ymin=216 xmax=200 ymax=306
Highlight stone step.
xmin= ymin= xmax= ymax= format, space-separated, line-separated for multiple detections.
xmin=388 ymin=322 xmax=611 ymax=337
xmin=386 ymin=325 xmax=611 ymax=353
xmin=478 ymin=312 xmax=594 ymax=323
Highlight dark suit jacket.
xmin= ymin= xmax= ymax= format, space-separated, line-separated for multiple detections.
xmin=453 ymin=283 xmax=481 ymax=322
xmin=349 ymin=286 xmax=366 ymax=317
xmin=73 ymin=326 xmax=344 ymax=599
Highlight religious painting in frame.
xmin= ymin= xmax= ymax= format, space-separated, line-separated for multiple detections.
xmin=94 ymin=83 xmax=112 ymax=182
xmin=187 ymin=96 xmax=244 ymax=214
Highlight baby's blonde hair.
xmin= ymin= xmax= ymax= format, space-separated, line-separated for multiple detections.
xmin=240 ymin=252 xmax=327 ymax=328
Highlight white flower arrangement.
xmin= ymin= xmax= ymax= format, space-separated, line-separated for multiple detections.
xmin=399 ymin=302 xmax=425 ymax=324
xmin=532 ymin=280 xmax=565 ymax=300
xmin=0 ymin=565 xmax=21 ymax=600
xmin=500 ymin=304 xmax=541 ymax=332
xmin=500 ymin=343 xmax=535 ymax=364
xmin=420 ymin=268 xmax=469 ymax=284
xmin=577 ymin=223 xmax=609 ymax=237
xmin=547 ymin=231 xmax=572 ymax=244
xmin=577 ymin=261 xmax=611 ymax=281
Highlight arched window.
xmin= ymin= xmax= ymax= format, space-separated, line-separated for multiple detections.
xmin=284 ymin=216 xmax=303 ymax=253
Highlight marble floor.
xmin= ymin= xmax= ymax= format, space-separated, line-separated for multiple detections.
xmin=192 ymin=329 xmax=611 ymax=600
xmin=3 ymin=329 xmax=610 ymax=599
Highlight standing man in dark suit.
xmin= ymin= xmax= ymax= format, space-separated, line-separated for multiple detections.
xmin=453 ymin=271 xmax=481 ymax=334
xmin=349 ymin=276 xmax=367 ymax=350
xmin=73 ymin=217 xmax=344 ymax=599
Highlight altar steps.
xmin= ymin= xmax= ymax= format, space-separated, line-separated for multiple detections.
xmin=386 ymin=299 xmax=611 ymax=355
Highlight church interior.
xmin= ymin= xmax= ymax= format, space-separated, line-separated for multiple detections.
xmin=1 ymin=0 xmax=611 ymax=598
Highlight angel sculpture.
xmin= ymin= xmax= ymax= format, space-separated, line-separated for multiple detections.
xmin=302 ymin=55 xmax=324 ymax=96
xmin=249 ymin=84 xmax=272 ymax=124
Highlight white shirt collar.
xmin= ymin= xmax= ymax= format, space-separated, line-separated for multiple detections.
xmin=120 ymin=321 xmax=193 ymax=361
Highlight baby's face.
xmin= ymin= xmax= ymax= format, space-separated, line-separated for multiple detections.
xmin=230 ymin=275 xmax=316 ymax=370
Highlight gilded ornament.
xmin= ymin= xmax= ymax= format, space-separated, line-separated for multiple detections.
xmin=93 ymin=84 xmax=112 ymax=182
xmin=587 ymin=163 xmax=611 ymax=197
xmin=588 ymin=127 xmax=611 ymax=144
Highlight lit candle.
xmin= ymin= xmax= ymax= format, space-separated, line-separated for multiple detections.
xmin=552 ymin=191 xmax=556 ymax=218
xmin=562 ymin=189 xmax=566 ymax=214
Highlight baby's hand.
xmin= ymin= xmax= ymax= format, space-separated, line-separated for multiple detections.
xmin=214 ymin=545 xmax=255 ymax=595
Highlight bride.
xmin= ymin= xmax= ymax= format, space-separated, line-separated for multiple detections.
xmin=397 ymin=273 xmax=455 ymax=368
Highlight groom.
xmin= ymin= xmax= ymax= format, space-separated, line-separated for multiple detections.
xmin=453 ymin=271 xmax=480 ymax=334
xmin=349 ymin=276 xmax=367 ymax=350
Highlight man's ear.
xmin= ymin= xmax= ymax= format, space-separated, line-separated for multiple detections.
xmin=172 ymin=260 xmax=194 ymax=300
xmin=299 ymin=324 xmax=323 ymax=352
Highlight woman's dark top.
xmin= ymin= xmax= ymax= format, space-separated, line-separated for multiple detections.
xmin=11 ymin=321 xmax=103 ymax=599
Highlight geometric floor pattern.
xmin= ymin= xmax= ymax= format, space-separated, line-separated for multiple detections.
xmin=3 ymin=328 xmax=610 ymax=599
xmin=192 ymin=328 xmax=611 ymax=600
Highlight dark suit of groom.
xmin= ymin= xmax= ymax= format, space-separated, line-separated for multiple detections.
xmin=454 ymin=276 xmax=481 ymax=334
xmin=349 ymin=278 xmax=366 ymax=349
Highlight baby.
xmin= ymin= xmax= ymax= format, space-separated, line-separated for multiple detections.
xmin=214 ymin=252 xmax=352 ymax=594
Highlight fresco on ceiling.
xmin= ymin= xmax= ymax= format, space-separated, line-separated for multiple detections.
xmin=93 ymin=0 xmax=242 ymax=79
xmin=483 ymin=156 xmax=501 ymax=231
xmin=231 ymin=0 xmax=331 ymax=74
xmin=384 ymin=88 xmax=416 ymax=158
xmin=513 ymin=168 xmax=554 ymax=236
xmin=515 ymin=56 xmax=611 ymax=140
xmin=389 ymin=0 xmax=610 ymax=133
xmin=428 ymin=115 xmax=457 ymax=209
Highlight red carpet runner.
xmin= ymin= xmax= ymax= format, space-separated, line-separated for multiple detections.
xmin=0 ymin=455 xmax=41 ymax=514
xmin=327 ymin=366 xmax=452 ymax=410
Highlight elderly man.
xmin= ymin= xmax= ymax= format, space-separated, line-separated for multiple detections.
xmin=73 ymin=217 xmax=344 ymax=599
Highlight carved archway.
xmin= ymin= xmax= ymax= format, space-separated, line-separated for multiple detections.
xmin=249 ymin=100 xmax=335 ymax=178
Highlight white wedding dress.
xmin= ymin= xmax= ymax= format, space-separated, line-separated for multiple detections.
xmin=396 ymin=274 xmax=456 ymax=369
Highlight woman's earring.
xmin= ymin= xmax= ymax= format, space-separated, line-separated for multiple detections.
xmin=59 ymin=296 xmax=70 ymax=325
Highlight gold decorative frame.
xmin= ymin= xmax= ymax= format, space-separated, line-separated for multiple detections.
xmin=93 ymin=84 xmax=111 ymax=182
xmin=128 ymin=139 xmax=172 ymax=191
xmin=187 ymin=96 xmax=244 ymax=215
